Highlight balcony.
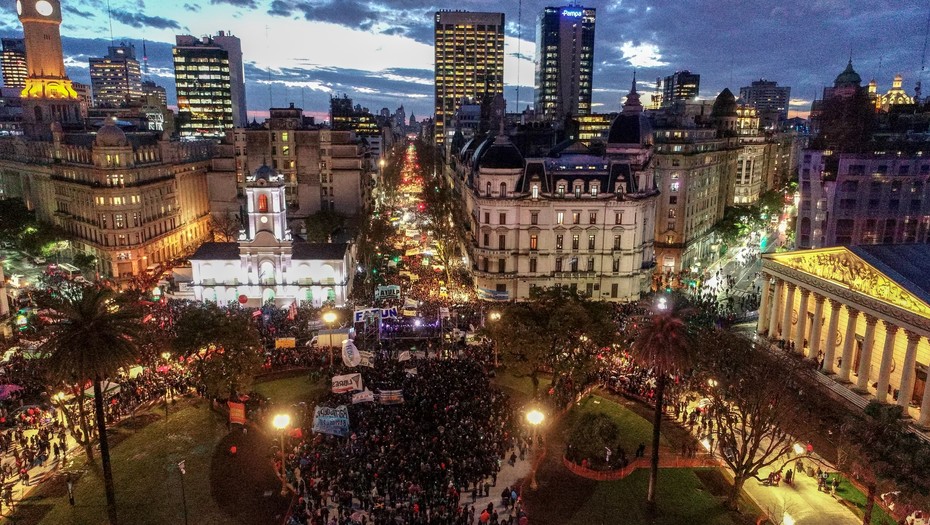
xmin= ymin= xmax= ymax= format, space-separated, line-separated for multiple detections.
xmin=551 ymin=271 xmax=597 ymax=280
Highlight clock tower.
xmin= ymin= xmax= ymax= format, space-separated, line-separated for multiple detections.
xmin=17 ymin=0 xmax=81 ymax=137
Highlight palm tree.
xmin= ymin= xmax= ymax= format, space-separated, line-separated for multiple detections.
xmin=630 ymin=298 xmax=694 ymax=512
xmin=39 ymin=286 xmax=142 ymax=525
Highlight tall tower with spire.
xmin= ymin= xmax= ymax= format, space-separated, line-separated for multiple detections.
xmin=16 ymin=0 xmax=81 ymax=137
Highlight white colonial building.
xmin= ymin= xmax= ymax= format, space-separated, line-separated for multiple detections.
xmin=190 ymin=165 xmax=353 ymax=307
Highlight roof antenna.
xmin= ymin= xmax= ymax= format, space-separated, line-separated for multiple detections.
xmin=516 ymin=0 xmax=522 ymax=114
xmin=266 ymin=25 xmax=272 ymax=111
xmin=917 ymin=4 xmax=930 ymax=103
xmin=106 ymin=0 xmax=114 ymax=45
xmin=142 ymin=39 xmax=149 ymax=80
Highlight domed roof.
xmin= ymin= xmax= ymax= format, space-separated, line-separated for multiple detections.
xmin=253 ymin=164 xmax=278 ymax=182
xmin=95 ymin=122 xmax=128 ymax=147
xmin=477 ymin=135 xmax=524 ymax=170
xmin=608 ymin=74 xmax=652 ymax=146
xmin=711 ymin=88 xmax=738 ymax=117
xmin=607 ymin=112 xmax=652 ymax=145
xmin=834 ymin=60 xmax=861 ymax=87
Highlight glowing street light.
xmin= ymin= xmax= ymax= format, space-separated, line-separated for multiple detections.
xmin=792 ymin=443 xmax=805 ymax=455
xmin=273 ymin=414 xmax=291 ymax=495
xmin=526 ymin=409 xmax=545 ymax=489
xmin=322 ymin=311 xmax=338 ymax=367
xmin=526 ymin=409 xmax=544 ymax=426
xmin=657 ymin=296 xmax=668 ymax=311
xmin=488 ymin=311 xmax=501 ymax=367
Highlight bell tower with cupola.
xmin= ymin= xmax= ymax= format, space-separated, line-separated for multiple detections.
xmin=243 ymin=165 xmax=290 ymax=242
xmin=17 ymin=0 xmax=81 ymax=137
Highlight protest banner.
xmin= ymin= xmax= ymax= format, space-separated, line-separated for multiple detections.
xmin=274 ymin=337 xmax=296 ymax=349
xmin=312 ymin=405 xmax=350 ymax=436
xmin=227 ymin=401 xmax=246 ymax=425
xmin=331 ymin=373 xmax=363 ymax=393
xmin=359 ymin=351 xmax=374 ymax=368
xmin=352 ymin=390 xmax=375 ymax=404
xmin=342 ymin=339 xmax=361 ymax=367
xmin=378 ymin=390 xmax=404 ymax=405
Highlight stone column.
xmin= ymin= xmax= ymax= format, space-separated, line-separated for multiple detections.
xmin=794 ymin=288 xmax=810 ymax=354
xmin=897 ymin=331 xmax=921 ymax=411
xmin=808 ymin=295 xmax=826 ymax=360
xmin=838 ymin=307 xmax=860 ymax=383
xmin=855 ymin=314 xmax=879 ymax=393
xmin=874 ymin=322 xmax=899 ymax=404
xmin=822 ymin=299 xmax=841 ymax=374
xmin=757 ymin=276 xmax=772 ymax=335
xmin=919 ymin=369 xmax=930 ymax=428
xmin=781 ymin=283 xmax=796 ymax=343
xmin=767 ymin=279 xmax=783 ymax=338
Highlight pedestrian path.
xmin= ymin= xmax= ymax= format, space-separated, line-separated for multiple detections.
xmin=742 ymin=466 xmax=860 ymax=525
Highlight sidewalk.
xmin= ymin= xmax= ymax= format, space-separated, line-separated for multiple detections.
xmin=742 ymin=466 xmax=860 ymax=525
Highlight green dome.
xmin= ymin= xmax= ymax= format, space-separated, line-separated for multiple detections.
xmin=834 ymin=60 xmax=862 ymax=87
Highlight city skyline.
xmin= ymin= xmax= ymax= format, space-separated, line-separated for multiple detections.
xmin=0 ymin=0 xmax=925 ymax=122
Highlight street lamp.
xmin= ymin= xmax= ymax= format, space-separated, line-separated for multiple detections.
xmin=526 ymin=409 xmax=545 ymax=489
xmin=272 ymin=414 xmax=291 ymax=495
xmin=322 ymin=311 xmax=338 ymax=367
xmin=488 ymin=311 xmax=501 ymax=367
xmin=162 ymin=352 xmax=172 ymax=419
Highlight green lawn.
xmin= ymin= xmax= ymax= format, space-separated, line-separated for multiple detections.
xmin=565 ymin=469 xmax=759 ymax=525
xmin=832 ymin=475 xmax=897 ymax=525
xmin=11 ymin=374 xmax=322 ymax=524
xmin=252 ymin=373 xmax=326 ymax=407
xmin=567 ymin=394 xmax=668 ymax=454
xmin=16 ymin=398 xmax=230 ymax=525
xmin=492 ymin=371 xmax=552 ymax=399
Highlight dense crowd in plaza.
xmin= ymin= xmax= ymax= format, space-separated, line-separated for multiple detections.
xmin=282 ymin=358 xmax=528 ymax=525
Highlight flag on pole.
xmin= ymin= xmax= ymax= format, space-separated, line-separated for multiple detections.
xmin=398 ymin=350 xmax=411 ymax=362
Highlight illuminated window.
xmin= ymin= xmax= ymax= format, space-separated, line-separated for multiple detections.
xmin=258 ymin=194 xmax=268 ymax=213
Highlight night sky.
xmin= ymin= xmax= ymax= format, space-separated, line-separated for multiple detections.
xmin=0 ymin=0 xmax=926 ymax=122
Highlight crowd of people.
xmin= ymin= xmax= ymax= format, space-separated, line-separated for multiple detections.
xmin=282 ymin=357 xmax=527 ymax=525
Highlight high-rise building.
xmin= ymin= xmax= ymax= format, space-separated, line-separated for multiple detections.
xmin=535 ymin=5 xmax=596 ymax=120
xmin=211 ymin=31 xmax=247 ymax=126
xmin=16 ymin=0 xmax=82 ymax=138
xmin=434 ymin=11 xmax=505 ymax=146
xmin=89 ymin=44 xmax=143 ymax=108
xmin=739 ymin=79 xmax=790 ymax=126
xmin=173 ymin=32 xmax=246 ymax=139
xmin=141 ymin=79 xmax=167 ymax=107
xmin=661 ymin=70 xmax=700 ymax=106
xmin=1 ymin=38 xmax=27 ymax=89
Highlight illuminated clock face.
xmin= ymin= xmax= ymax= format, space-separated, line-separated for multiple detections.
xmin=260 ymin=216 xmax=268 ymax=224
xmin=15 ymin=0 xmax=22 ymax=15
xmin=35 ymin=0 xmax=53 ymax=16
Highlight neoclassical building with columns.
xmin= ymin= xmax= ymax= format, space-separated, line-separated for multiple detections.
xmin=757 ymin=245 xmax=930 ymax=429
